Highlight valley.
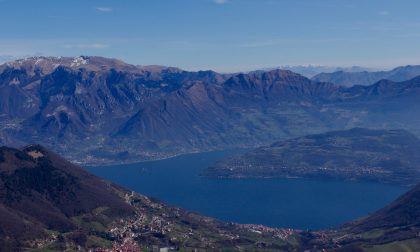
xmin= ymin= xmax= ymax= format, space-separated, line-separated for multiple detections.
xmin=0 ymin=145 xmax=303 ymax=251
xmin=1 ymin=56 xmax=420 ymax=165
xmin=87 ymin=149 xmax=406 ymax=230
xmin=2 ymin=1 xmax=420 ymax=251
xmin=1 ymin=58 xmax=419 ymax=251
xmin=0 ymin=145 xmax=418 ymax=251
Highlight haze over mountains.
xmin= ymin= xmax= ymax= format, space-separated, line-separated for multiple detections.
xmin=1 ymin=56 xmax=420 ymax=164
xmin=1 ymin=56 xmax=419 ymax=251
xmin=3 ymin=0 xmax=420 ymax=250
xmin=277 ymin=65 xmax=373 ymax=78
xmin=312 ymin=65 xmax=420 ymax=87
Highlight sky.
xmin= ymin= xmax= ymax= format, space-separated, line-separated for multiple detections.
xmin=1 ymin=0 xmax=420 ymax=72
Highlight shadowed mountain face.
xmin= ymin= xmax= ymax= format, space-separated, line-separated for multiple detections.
xmin=0 ymin=144 xmax=136 ymax=249
xmin=0 ymin=145 xmax=309 ymax=251
xmin=350 ymin=183 xmax=420 ymax=232
xmin=1 ymin=56 xmax=420 ymax=164
xmin=203 ymin=128 xmax=420 ymax=185
xmin=0 ymin=144 xmax=419 ymax=251
xmin=325 ymin=183 xmax=420 ymax=251
xmin=312 ymin=65 xmax=420 ymax=87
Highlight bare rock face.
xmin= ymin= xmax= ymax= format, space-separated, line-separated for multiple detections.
xmin=0 ymin=56 xmax=420 ymax=164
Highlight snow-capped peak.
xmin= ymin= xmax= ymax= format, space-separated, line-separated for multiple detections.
xmin=70 ymin=56 xmax=89 ymax=67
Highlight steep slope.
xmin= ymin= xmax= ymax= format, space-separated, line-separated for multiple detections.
xmin=0 ymin=144 xmax=306 ymax=251
xmin=312 ymin=65 xmax=420 ymax=87
xmin=1 ymin=144 xmax=419 ymax=251
xmin=297 ymin=182 xmax=420 ymax=251
xmin=203 ymin=128 xmax=420 ymax=185
xmin=112 ymin=70 xmax=340 ymax=154
xmin=350 ymin=183 xmax=420 ymax=232
xmin=0 ymin=57 xmax=234 ymax=163
xmin=1 ymin=56 xmax=420 ymax=165
xmin=223 ymin=69 xmax=338 ymax=103
xmin=321 ymin=183 xmax=420 ymax=251
xmin=0 ymin=144 xmax=135 ymax=250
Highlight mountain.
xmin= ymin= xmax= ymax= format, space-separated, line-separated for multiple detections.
xmin=0 ymin=56 xmax=420 ymax=165
xmin=202 ymin=128 xmax=420 ymax=185
xmin=312 ymin=65 xmax=420 ymax=87
xmin=320 ymin=182 xmax=420 ymax=251
xmin=276 ymin=65 xmax=372 ymax=78
xmin=349 ymin=183 xmax=420 ymax=233
xmin=0 ymin=144 xmax=135 ymax=250
xmin=1 ymin=144 xmax=419 ymax=251
xmin=0 ymin=144 xmax=307 ymax=251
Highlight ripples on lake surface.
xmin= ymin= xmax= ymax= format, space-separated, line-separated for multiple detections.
xmin=86 ymin=149 xmax=407 ymax=230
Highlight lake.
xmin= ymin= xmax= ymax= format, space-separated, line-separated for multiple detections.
xmin=86 ymin=149 xmax=407 ymax=230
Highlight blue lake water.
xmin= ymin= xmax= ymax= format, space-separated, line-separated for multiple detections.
xmin=86 ymin=149 xmax=407 ymax=230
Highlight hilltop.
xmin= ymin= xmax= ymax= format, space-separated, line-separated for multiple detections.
xmin=0 ymin=56 xmax=420 ymax=165
xmin=0 ymin=144 xmax=419 ymax=251
xmin=0 ymin=144 xmax=306 ymax=251
xmin=203 ymin=128 xmax=420 ymax=185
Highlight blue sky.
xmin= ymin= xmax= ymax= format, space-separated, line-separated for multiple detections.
xmin=1 ymin=0 xmax=420 ymax=72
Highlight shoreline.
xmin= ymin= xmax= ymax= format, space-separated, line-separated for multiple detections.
xmin=81 ymin=147 xmax=250 ymax=168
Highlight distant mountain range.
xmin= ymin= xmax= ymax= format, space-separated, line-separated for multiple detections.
xmin=276 ymin=65 xmax=372 ymax=78
xmin=202 ymin=128 xmax=420 ymax=185
xmin=0 ymin=144 xmax=419 ymax=251
xmin=0 ymin=56 xmax=420 ymax=164
xmin=312 ymin=65 xmax=420 ymax=87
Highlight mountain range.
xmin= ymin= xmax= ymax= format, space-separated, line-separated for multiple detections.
xmin=276 ymin=65 xmax=372 ymax=78
xmin=0 ymin=144 xmax=419 ymax=251
xmin=0 ymin=145 xmax=302 ymax=251
xmin=1 ymin=56 xmax=420 ymax=165
xmin=202 ymin=128 xmax=420 ymax=185
xmin=312 ymin=65 xmax=420 ymax=87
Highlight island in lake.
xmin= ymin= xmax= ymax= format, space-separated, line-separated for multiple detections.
xmin=202 ymin=128 xmax=420 ymax=185
xmin=0 ymin=144 xmax=419 ymax=251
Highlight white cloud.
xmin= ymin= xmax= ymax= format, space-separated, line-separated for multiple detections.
xmin=213 ymin=0 xmax=228 ymax=4
xmin=63 ymin=43 xmax=109 ymax=49
xmin=96 ymin=7 xmax=113 ymax=12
